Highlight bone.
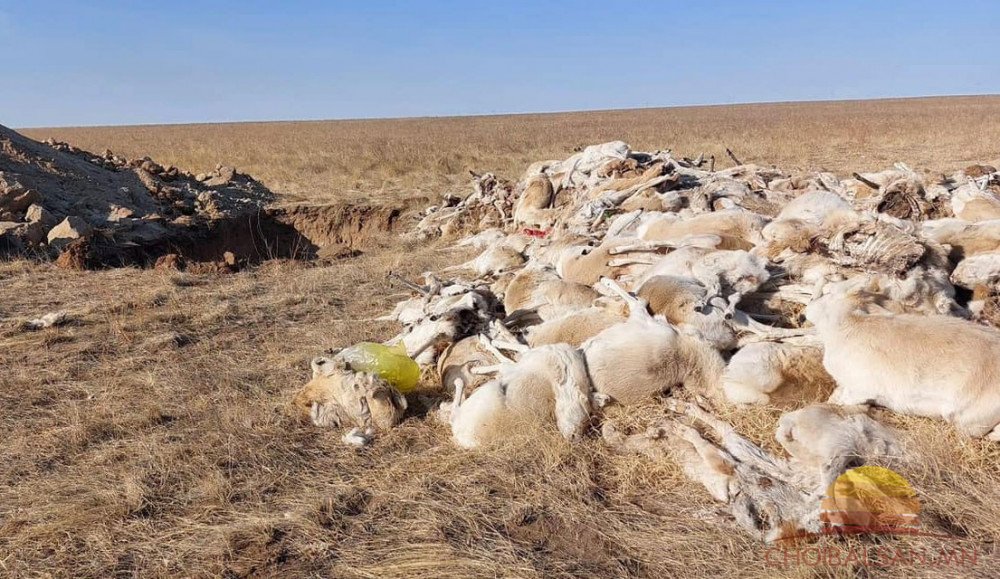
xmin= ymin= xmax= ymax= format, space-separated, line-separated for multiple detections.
xmin=388 ymin=272 xmax=431 ymax=296
xmin=598 ymin=277 xmax=648 ymax=315
xmin=314 ymin=138 xmax=991 ymax=543
xmin=607 ymin=256 xmax=657 ymax=267
xmin=477 ymin=334 xmax=517 ymax=365
xmin=607 ymin=240 xmax=679 ymax=255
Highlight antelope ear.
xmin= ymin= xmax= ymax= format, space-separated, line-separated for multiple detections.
xmin=392 ymin=389 xmax=408 ymax=411
xmin=311 ymin=356 xmax=345 ymax=378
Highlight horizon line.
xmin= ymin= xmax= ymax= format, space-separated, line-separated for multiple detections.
xmin=16 ymin=92 xmax=1000 ymax=132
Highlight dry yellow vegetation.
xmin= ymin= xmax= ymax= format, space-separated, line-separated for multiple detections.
xmin=24 ymin=96 xmax=1000 ymax=203
xmin=4 ymin=97 xmax=1000 ymax=577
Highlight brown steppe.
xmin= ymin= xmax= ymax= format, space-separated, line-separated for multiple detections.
xmin=3 ymin=96 xmax=1000 ymax=577
xmin=24 ymin=96 xmax=1000 ymax=202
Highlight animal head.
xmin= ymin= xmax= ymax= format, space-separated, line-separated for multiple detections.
xmin=761 ymin=218 xmax=818 ymax=255
xmin=292 ymin=356 xmax=407 ymax=430
xmin=776 ymin=403 xmax=900 ymax=492
xmin=725 ymin=251 xmax=771 ymax=295
xmin=804 ymin=279 xmax=878 ymax=331
xmin=526 ymin=233 xmax=592 ymax=265
xmin=291 ymin=357 xmax=352 ymax=425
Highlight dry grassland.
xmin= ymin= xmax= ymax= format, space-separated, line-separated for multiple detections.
xmin=3 ymin=247 xmax=999 ymax=578
xmin=4 ymin=97 xmax=1000 ymax=577
xmin=24 ymin=96 xmax=1000 ymax=203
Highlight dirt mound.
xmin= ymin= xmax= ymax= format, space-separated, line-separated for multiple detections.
xmin=0 ymin=126 xmax=406 ymax=268
xmin=0 ymin=125 xmax=281 ymax=263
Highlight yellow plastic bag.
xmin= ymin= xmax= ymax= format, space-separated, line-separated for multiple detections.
xmin=339 ymin=342 xmax=420 ymax=393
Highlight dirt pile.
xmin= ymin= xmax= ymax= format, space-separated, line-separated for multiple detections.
xmin=0 ymin=126 xmax=407 ymax=268
xmin=44 ymin=138 xmax=274 ymax=220
xmin=0 ymin=124 xmax=276 ymax=263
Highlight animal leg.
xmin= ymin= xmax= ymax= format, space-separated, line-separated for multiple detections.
xmin=591 ymin=392 xmax=613 ymax=408
xmin=488 ymin=319 xmax=523 ymax=345
xmin=441 ymin=260 xmax=473 ymax=273
xmin=725 ymin=291 xmax=744 ymax=316
xmin=477 ymin=334 xmax=517 ymax=365
xmin=388 ymin=272 xmax=431 ymax=296
xmin=607 ymin=256 xmax=656 ymax=267
xmin=445 ymin=377 xmax=467 ymax=429
xmin=669 ymin=400 xmax=794 ymax=478
xmin=607 ymin=240 xmax=678 ymax=255
xmin=668 ymin=400 xmax=735 ymax=437
xmin=606 ymin=209 xmax=643 ymax=237
xmin=493 ymin=200 xmax=508 ymax=221
xmin=731 ymin=309 xmax=815 ymax=341
xmin=678 ymin=234 xmax=723 ymax=249
xmin=598 ymin=277 xmax=650 ymax=317
xmin=492 ymin=340 xmax=529 ymax=353
xmin=342 ymin=426 xmax=375 ymax=446
xmin=827 ymin=386 xmax=875 ymax=407
xmin=669 ymin=421 xmax=736 ymax=502
xmin=601 ymin=422 xmax=670 ymax=460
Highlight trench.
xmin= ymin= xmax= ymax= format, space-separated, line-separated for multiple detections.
xmin=62 ymin=202 xmax=406 ymax=270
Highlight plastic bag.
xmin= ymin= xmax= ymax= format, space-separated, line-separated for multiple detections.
xmin=339 ymin=342 xmax=420 ymax=393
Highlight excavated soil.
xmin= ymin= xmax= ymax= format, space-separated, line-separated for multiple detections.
xmin=58 ymin=202 xmax=408 ymax=270
xmin=0 ymin=125 xmax=406 ymax=269
xmin=269 ymin=203 xmax=404 ymax=259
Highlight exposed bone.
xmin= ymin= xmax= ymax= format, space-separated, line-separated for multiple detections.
xmin=606 ymin=209 xmax=643 ymax=237
xmin=388 ymin=272 xmax=431 ymax=296
xmin=730 ymin=309 xmax=815 ymax=342
xmin=725 ymin=148 xmax=742 ymax=166
xmin=608 ymin=240 xmax=679 ymax=255
xmin=852 ymin=172 xmax=881 ymax=190
xmin=330 ymin=139 xmax=995 ymax=541
xmin=491 ymin=339 xmax=530 ymax=353
xmin=667 ymin=400 xmax=821 ymax=542
xmin=607 ymin=256 xmax=657 ymax=267
xmin=604 ymin=174 xmax=674 ymax=207
xmin=477 ymin=333 xmax=517 ymax=365
xmin=598 ymin=277 xmax=648 ymax=315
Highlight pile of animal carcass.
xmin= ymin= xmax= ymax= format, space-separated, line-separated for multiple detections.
xmin=293 ymin=141 xmax=1000 ymax=542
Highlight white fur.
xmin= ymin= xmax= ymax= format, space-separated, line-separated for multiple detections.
xmin=807 ymin=291 xmax=1000 ymax=439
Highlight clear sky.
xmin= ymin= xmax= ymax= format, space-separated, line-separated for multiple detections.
xmin=2 ymin=0 xmax=999 ymax=127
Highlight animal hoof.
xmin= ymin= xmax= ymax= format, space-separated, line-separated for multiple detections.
xmin=591 ymin=392 xmax=613 ymax=408
xmin=342 ymin=427 xmax=373 ymax=447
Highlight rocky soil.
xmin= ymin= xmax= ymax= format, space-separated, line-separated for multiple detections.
xmin=0 ymin=125 xmax=405 ymax=269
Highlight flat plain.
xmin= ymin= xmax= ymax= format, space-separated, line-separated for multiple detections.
xmin=24 ymin=96 xmax=1000 ymax=202
xmin=3 ymin=96 xmax=1000 ymax=578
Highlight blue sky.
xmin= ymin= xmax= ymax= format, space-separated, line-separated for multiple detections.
xmin=1 ymin=0 xmax=998 ymax=127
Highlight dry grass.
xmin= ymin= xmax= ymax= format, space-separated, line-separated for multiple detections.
xmin=2 ymin=244 xmax=999 ymax=577
xmin=22 ymin=96 xmax=1000 ymax=203
xmin=4 ymin=97 xmax=1000 ymax=576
